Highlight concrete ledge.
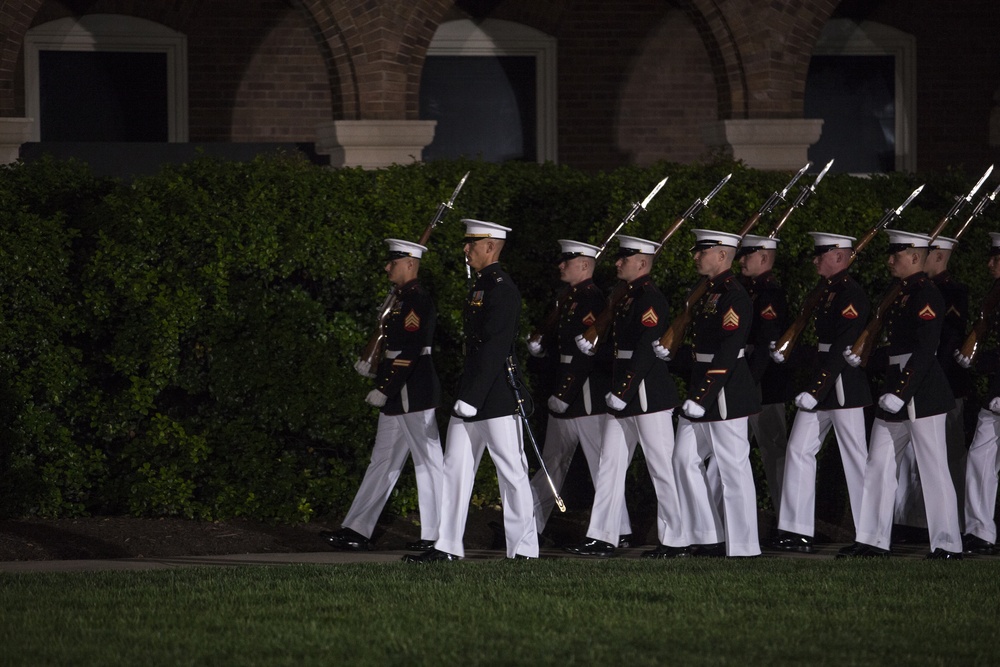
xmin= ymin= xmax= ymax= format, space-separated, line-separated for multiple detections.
xmin=703 ymin=119 xmax=824 ymax=171
xmin=315 ymin=120 xmax=437 ymax=169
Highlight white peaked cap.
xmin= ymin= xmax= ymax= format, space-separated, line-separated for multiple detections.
xmin=740 ymin=234 xmax=779 ymax=250
xmin=885 ymin=229 xmax=932 ymax=248
xmin=462 ymin=219 xmax=511 ymax=239
xmin=557 ymin=239 xmax=601 ymax=258
xmin=929 ymin=235 xmax=958 ymax=251
xmin=808 ymin=231 xmax=856 ymax=249
xmin=616 ymin=234 xmax=661 ymax=255
xmin=691 ymin=229 xmax=742 ymax=250
xmin=385 ymin=238 xmax=427 ymax=259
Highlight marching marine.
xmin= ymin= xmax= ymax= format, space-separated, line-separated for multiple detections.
xmin=526 ymin=239 xmax=631 ymax=544
xmin=656 ymin=229 xmax=761 ymax=558
xmin=840 ymin=230 xmax=963 ymax=559
xmin=406 ymin=220 xmax=539 ymax=562
xmin=769 ymin=232 xmax=872 ymax=553
xmin=565 ymin=235 xmax=687 ymax=558
xmin=322 ymin=239 xmax=443 ymax=552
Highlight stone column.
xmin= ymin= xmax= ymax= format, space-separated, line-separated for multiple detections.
xmin=315 ymin=120 xmax=437 ymax=169
xmin=0 ymin=118 xmax=34 ymax=164
xmin=702 ymin=119 xmax=824 ymax=171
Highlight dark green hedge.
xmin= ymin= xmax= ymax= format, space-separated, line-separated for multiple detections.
xmin=0 ymin=154 xmax=994 ymax=521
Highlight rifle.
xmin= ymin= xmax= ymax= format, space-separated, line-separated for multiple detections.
xmin=951 ymin=181 xmax=1000 ymax=365
xmin=577 ymin=173 xmax=732 ymax=351
xmin=850 ymin=164 xmax=993 ymax=366
xmin=657 ymin=162 xmax=811 ymax=354
xmin=772 ymin=182 xmax=924 ymax=361
xmin=527 ymin=176 xmax=669 ymax=348
xmin=356 ymin=172 xmax=470 ymax=376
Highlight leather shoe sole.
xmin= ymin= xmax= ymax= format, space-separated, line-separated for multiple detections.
xmin=768 ymin=534 xmax=815 ymax=554
xmin=402 ymin=548 xmax=459 ymax=563
xmin=563 ymin=539 xmax=615 ymax=557
xmin=836 ymin=542 xmax=889 ymax=559
xmin=319 ymin=529 xmax=370 ymax=551
xmin=926 ymin=549 xmax=963 ymax=560
xmin=405 ymin=539 xmax=436 ymax=551
xmin=641 ymin=545 xmax=691 ymax=559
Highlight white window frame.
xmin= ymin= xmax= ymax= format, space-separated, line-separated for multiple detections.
xmin=24 ymin=14 xmax=188 ymax=142
xmin=813 ymin=19 xmax=916 ymax=172
xmin=426 ymin=19 xmax=557 ymax=164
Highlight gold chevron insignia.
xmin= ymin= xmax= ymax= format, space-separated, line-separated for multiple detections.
xmin=722 ymin=307 xmax=740 ymax=330
xmin=918 ymin=304 xmax=937 ymax=320
xmin=760 ymin=304 xmax=777 ymax=320
xmin=641 ymin=307 xmax=659 ymax=327
xmin=582 ymin=311 xmax=596 ymax=326
xmin=404 ymin=310 xmax=421 ymax=331
xmin=841 ymin=304 xmax=858 ymax=319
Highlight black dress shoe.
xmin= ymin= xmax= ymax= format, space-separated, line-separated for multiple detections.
xmin=926 ymin=549 xmax=963 ymax=560
xmin=617 ymin=534 xmax=633 ymax=549
xmin=836 ymin=542 xmax=889 ymax=559
xmin=405 ymin=539 xmax=436 ymax=551
xmin=320 ymin=527 xmax=371 ymax=551
xmin=768 ymin=532 xmax=815 ymax=554
xmin=689 ymin=542 xmax=726 ymax=557
xmin=962 ymin=534 xmax=997 ymax=555
xmin=563 ymin=538 xmax=616 ymax=557
xmin=402 ymin=548 xmax=459 ymax=563
xmin=641 ymin=544 xmax=691 ymax=559
xmin=512 ymin=554 xmax=536 ymax=560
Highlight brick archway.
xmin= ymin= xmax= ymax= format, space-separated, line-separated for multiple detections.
xmin=676 ymin=0 xmax=841 ymax=120
xmin=293 ymin=0 xmax=453 ymax=121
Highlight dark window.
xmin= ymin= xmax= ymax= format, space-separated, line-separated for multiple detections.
xmin=420 ymin=55 xmax=536 ymax=162
xmin=39 ymin=50 xmax=168 ymax=142
xmin=805 ymin=55 xmax=895 ymax=173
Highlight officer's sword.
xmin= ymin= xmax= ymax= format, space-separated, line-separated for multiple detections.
xmin=505 ymin=354 xmax=566 ymax=512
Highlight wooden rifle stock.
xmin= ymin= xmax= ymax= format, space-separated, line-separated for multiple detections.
xmin=959 ymin=280 xmax=1000 ymax=363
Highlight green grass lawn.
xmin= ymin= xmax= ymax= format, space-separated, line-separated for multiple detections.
xmin=2 ymin=558 xmax=998 ymax=666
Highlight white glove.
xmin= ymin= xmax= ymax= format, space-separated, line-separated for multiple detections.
xmin=527 ymin=338 xmax=545 ymax=358
xmin=682 ymin=399 xmax=705 ymax=419
xmin=605 ymin=392 xmax=627 ymax=411
xmin=769 ymin=341 xmax=785 ymax=364
xmin=879 ymin=393 xmax=905 ymax=414
xmin=794 ymin=392 xmax=818 ymax=411
xmin=354 ymin=358 xmax=375 ymax=378
xmin=652 ymin=340 xmax=672 ymax=361
xmin=575 ymin=334 xmax=595 ymax=357
xmin=453 ymin=400 xmax=478 ymax=418
xmin=989 ymin=397 xmax=1000 ymax=414
xmin=547 ymin=395 xmax=569 ymax=414
xmin=365 ymin=389 xmax=387 ymax=407
xmin=843 ymin=345 xmax=862 ymax=368
xmin=953 ymin=349 xmax=972 ymax=369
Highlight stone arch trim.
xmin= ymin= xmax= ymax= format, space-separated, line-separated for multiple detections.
xmin=294 ymin=0 xmax=454 ymax=121
xmin=677 ymin=0 xmax=841 ymax=119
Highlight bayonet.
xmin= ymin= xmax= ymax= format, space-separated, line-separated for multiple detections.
xmin=953 ymin=179 xmax=1000 ymax=240
xmin=595 ymin=176 xmax=669 ymax=258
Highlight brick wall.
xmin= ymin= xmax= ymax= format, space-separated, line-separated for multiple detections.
xmin=185 ymin=1 xmax=332 ymax=142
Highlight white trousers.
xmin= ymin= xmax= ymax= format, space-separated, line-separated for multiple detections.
xmin=342 ymin=409 xmax=443 ymax=540
xmin=894 ymin=399 xmax=967 ymax=529
xmin=748 ymin=402 xmax=788 ymax=514
xmin=586 ymin=410 xmax=683 ymax=547
xmin=778 ymin=407 xmax=867 ymax=538
xmin=435 ymin=415 xmax=539 ymax=558
xmin=964 ymin=408 xmax=1000 ymax=543
xmin=530 ymin=414 xmax=631 ymax=536
xmin=674 ymin=416 xmax=761 ymax=556
xmin=855 ymin=415 xmax=962 ymax=552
